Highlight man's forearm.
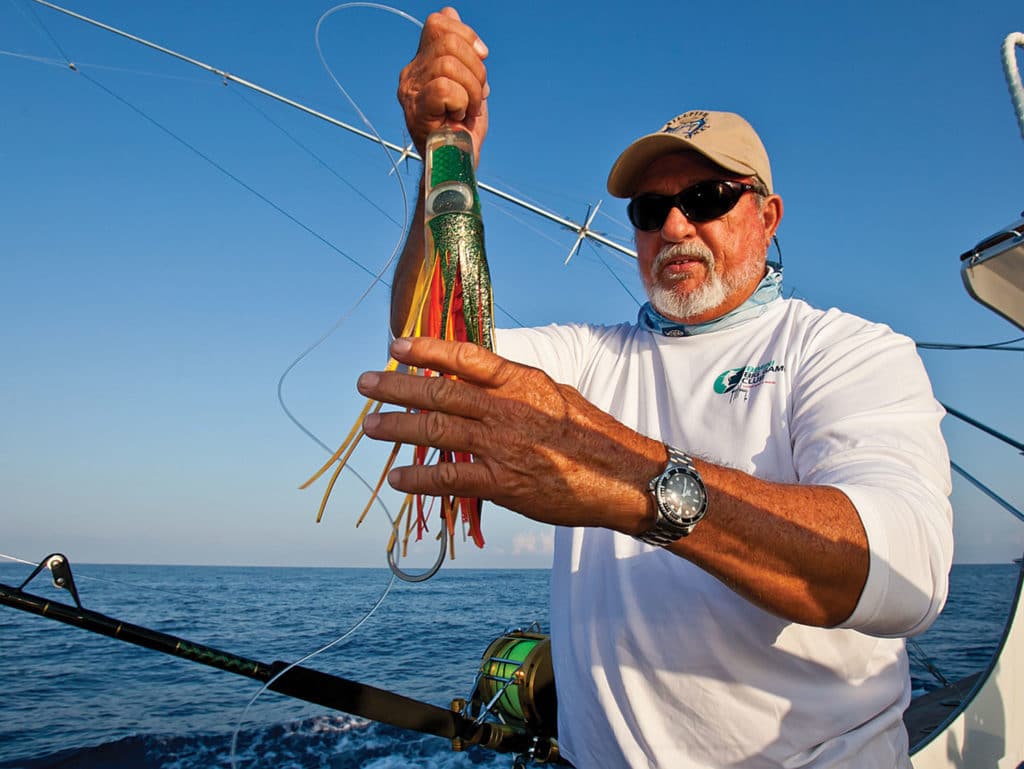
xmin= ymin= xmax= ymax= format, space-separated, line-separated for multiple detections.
xmin=667 ymin=464 xmax=869 ymax=628
xmin=359 ymin=336 xmax=873 ymax=629
xmin=390 ymin=181 xmax=426 ymax=338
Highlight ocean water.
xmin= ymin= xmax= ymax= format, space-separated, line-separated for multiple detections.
xmin=0 ymin=561 xmax=1019 ymax=768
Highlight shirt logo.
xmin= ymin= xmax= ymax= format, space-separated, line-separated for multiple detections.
xmin=662 ymin=110 xmax=709 ymax=139
xmin=713 ymin=360 xmax=784 ymax=402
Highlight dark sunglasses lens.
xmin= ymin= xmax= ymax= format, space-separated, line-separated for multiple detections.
xmin=681 ymin=182 xmax=743 ymax=222
xmin=627 ymin=196 xmax=672 ymax=231
xmin=628 ymin=182 xmax=747 ymax=231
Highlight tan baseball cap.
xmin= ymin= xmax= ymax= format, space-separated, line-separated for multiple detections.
xmin=606 ymin=110 xmax=773 ymax=198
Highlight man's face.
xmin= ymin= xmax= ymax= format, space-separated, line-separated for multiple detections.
xmin=633 ymin=152 xmax=782 ymax=324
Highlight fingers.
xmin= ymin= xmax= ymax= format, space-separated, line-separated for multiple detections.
xmin=358 ymin=366 xmax=492 ymax=420
xmin=426 ymin=8 xmax=489 ymax=62
xmin=385 ymin=458 xmax=496 ymax=502
xmin=354 ymin=336 xmax=665 ymax=529
xmin=357 ymin=338 xmax=538 ymax=467
xmin=363 ymin=407 xmax=487 ymax=456
xmin=385 ymin=337 xmax=515 ymax=388
xmin=414 ymin=68 xmax=483 ymax=125
xmin=398 ymin=8 xmax=490 ymax=153
xmin=414 ymin=23 xmax=488 ymax=114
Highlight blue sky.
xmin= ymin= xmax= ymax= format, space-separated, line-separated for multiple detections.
xmin=1 ymin=0 xmax=1022 ymax=569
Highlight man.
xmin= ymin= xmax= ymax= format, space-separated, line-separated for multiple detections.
xmin=357 ymin=8 xmax=954 ymax=768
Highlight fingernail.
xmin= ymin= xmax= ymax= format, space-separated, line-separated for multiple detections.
xmin=363 ymin=413 xmax=379 ymax=430
xmin=358 ymin=372 xmax=379 ymax=391
xmin=482 ymin=82 xmax=491 ymax=99
xmin=391 ymin=338 xmax=412 ymax=355
xmin=474 ymin=38 xmax=488 ymax=57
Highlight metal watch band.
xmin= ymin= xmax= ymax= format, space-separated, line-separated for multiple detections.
xmin=666 ymin=446 xmax=696 ymax=474
xmin=636 ymin=524 xmax=688 ymax=547
xmin=636 ymin=446 xmax=705 ymax=547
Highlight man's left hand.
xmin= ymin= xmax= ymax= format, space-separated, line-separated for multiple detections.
xmin=358 ymin=337 xmax=664 ymax=532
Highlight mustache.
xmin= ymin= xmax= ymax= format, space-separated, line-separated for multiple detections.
xmin=652 ymin=242 xmax=715 ymax=276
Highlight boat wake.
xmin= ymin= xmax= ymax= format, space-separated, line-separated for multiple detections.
xmin=0 ymin=714 xmax=510 ymax=769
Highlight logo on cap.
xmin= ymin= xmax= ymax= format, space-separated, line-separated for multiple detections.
xmin=662 ymin=110 xmax=709 ymax=139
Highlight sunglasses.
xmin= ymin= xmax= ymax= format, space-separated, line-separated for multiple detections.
xmin=627 ymin=180 xmax=760 ymax=231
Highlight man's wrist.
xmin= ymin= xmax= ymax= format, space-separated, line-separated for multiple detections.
xmin=635 ymin=445 xmax=709 ymax=546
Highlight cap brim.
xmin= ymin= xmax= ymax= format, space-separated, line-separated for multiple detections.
xmin=607 ymin=133 xmax=760 ymax=198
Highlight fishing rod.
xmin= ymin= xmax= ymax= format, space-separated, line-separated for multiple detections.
xmin=1 ymin=553 xmax=566 ymax=766
xmin=26 ymin=0 xmax=636 ymax=263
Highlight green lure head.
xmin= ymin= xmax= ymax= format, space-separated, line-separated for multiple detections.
xmin=425 ymin=128 xmax=482 ymax=220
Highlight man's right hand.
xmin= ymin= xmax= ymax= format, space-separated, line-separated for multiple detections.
xmin=397 ymin=7 xmax=489 ymax=164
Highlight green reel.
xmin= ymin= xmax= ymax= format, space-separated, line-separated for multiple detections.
xmin=472 ymin=629 xmax=557 ymax=732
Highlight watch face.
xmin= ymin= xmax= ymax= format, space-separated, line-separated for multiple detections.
xmin=658 ymin=467 xmax=706 ymax=523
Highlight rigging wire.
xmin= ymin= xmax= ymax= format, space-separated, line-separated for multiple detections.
xmin=234 ymin=5 xmax=439 ymax=761
xmin=0 ymin=553 xmax=41 ymax=567
xmin=917 ymin=336 xmax=1024 ymax=352
xmin=11 ymin=4 xmax=1022 ymax=490
xmin=303 ymin=3 xmax=502 ymax=583
xmin=227 ymin=87 xmax=404 ymax=230
xmin=270 ymin=2 xmax=418 ymax=507
xmin=483 ymin=169 xmax=635 ymax=253
xmin=6 ymin=7 xmax=419 ymax=767
xmin=0 ymin=552 xmax=243 ymax=606
xmin=907 ymin=639 xmax=953 ymax=689
xmin=11 ymin=0 xmax=1024 ymax=521
xmin=0 ymin=47 xmax=65 ymax=65
xmin=488 ymin=198 xmax=576 ymax=254
xmin=14 ymin=0 xmax=71 ymax=62
xmin=588 ymin=239 xmax=645 ymax=307
xmin=8 ymin=0 xmax=527 ymax=571
xmin=10 ymin=0 xmax=428 ymax=591
xmin=951 ymin=460 xmax=1024 ymax=523
xmin=14 ymin=0 xmax=430 ymax=558
xmin=9 ymin=2 xmax=399 ymax=523
xmin=23 ymin=0 xmax=639 ymax=260
xmin=941 ymin=403 xmax=1024 ymax=455
xmin=274 ymin=2 xmax=423 ymax=551
xmin=217 ymin=86 xmax=535 ymax=329
xmin=0 ymin=47 xmax=222 ymax=83
xmin=8 ymin=0 xmax=1024 ymax=734
xmin=73 ymin=67 xmax=381 ymax=281
xmin=3 ymin=46 xmax=540 ymax=328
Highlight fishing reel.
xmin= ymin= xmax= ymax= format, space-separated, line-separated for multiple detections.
xmin=449 ymin=623 xmax=563 ymax=764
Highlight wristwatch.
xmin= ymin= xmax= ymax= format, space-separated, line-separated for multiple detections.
xmin=637 ymin=446 xmax=709 ymax=546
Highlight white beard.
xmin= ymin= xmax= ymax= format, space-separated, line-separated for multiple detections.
xmin=646 ymin=242 xmax=764 ymax=322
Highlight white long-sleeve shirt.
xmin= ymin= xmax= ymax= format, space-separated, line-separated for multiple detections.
xmin=495 ymin=297 xmax=953 ymax=768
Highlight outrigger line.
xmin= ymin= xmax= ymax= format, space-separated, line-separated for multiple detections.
xmin=25 ymin=0 xmax=636 ymax=266
xmin=940 ymin=402 xmax=1024 ymax=523
xmin=1 ymin=553 xmax=567 ymax=766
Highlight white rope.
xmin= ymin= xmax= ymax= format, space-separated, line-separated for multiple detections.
xmin=1002 ymin=32 xmax=1024 ymax=141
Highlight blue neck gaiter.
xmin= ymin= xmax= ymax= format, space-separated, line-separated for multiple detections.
xmin=637 ymin=262 xmax=783 ymax=337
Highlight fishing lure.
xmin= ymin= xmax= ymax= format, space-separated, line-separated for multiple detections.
xmin=301 ymin=127 xmax=494 ymax=566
